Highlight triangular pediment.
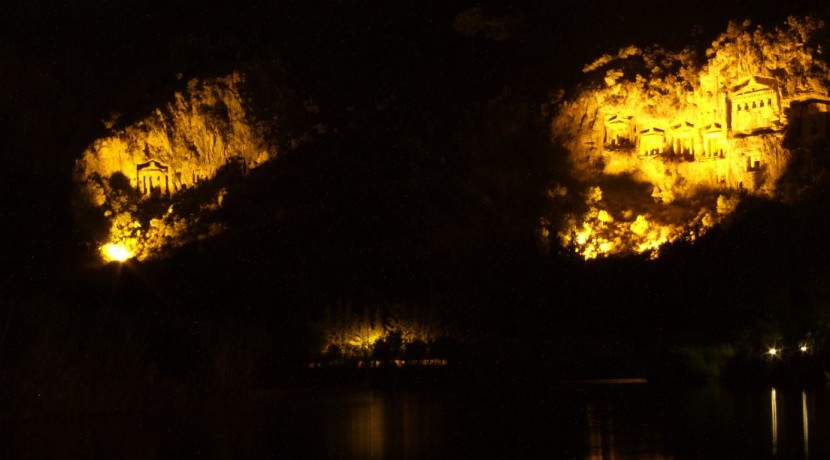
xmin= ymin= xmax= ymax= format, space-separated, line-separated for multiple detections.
xmin=640 ymin=127 xmax=665 ymax=136
xmin=137 ymin=159 xmax=169 ymax=172
xmin=671 ymin=121 xmax=695 ymax=131
xmin=605 ymin=114 xmax=633 ymax=125
xmin=732 ymin=76 xmax=777 ymax=95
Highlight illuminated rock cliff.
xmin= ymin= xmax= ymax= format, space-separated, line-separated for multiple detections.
xmin=74 ymin=73 xmax=276 ymax=262
xmin=549 ymin=17 xmax=830 ymax=259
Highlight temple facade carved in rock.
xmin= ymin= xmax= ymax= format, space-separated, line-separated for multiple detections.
xmin=597 ymin=74 xmax=830 ymax=195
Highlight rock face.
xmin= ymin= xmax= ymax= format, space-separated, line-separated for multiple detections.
xmin=74 ymin=72 xmax=276 ymax=262
xmin=549 ymin=17 xmax=830 ymax=259
xmin=76 ymin=73 xmax=271 ymax=205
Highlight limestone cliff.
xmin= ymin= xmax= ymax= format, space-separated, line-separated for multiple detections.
xmin=76 ymin=73 xmax=271 ymax=203
xmin=74 ymin=72 xmax=276 ymax=262
xmin=548 ymin=17 xmax=830 ymax=259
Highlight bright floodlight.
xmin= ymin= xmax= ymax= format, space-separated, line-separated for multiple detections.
xmin=800 ymin=345 xmax=808 ymax=352
xmin=102 ymin=243 xmax=133 ymax=262
xmin=768 ymin=348 xmax=778 ymax=356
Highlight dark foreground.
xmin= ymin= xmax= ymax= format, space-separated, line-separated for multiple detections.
xmin=2 ymin=381 xmax=828 ymax=459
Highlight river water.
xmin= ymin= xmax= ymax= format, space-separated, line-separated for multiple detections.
xmin=3 ymin=382 xmax=829 ymax=458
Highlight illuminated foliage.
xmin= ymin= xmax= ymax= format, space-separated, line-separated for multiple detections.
xmin=315 ymin=303 xmax=454 ymax=366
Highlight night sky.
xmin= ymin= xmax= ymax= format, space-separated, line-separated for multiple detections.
xmin=2 ymin=0 xmax=830 ymax=412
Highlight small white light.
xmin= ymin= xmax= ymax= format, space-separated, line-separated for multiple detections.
xmin=800 ymin=345 xmax=808 ymax=352
xmin=768 ymin=348 xmax=778 ymax=356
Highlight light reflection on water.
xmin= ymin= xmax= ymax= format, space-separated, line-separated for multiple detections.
xmin=321 ymin=390 xmax=449 ymax=459
xmin=803 ymin=390 xmax=809 ymax=459
xmin=577 ymin=384 xmax=829 ymax=460
xmin=335 ymin=393 xmax=385 ymax=458
xmin=3 ymin=384 xmax=830 ymax=458
xmin=772 ymin=388 xmax=778 ymax=455
xmin=762 ymin=387 xmax=816 ymax=459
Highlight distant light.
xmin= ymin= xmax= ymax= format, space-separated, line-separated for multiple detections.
xmin=800 ymin=345 xmax=809 ymax=352
xmin=768 ymin=348 xmax=778 ymax=356
xmin=102 ymin=243 xmax=134 ymax=262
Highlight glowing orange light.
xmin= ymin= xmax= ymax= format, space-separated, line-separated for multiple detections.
xmin=347 ymin=329 xmax=384 ymax=349
xmin=101 ymin=242 xmax=134 ymax=262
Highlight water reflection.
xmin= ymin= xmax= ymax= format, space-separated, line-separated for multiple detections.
xmin=771 ymin=388 xmax=778 ymax=456
xmin=323 ymin=390 xmax=449 ymax=459
xmin=802 ymin=390 xmax=809 ymax=459
xmin=586 ymin=403 xmax=598 ymax=459
xmin=586 ymin=403 xmax=615 ymax=460
xmin=768 ymin=387 xmax=816 ymax=459
xmin=582 ymin=386 xmax=672 ymax=460
xmin=337 ymin=393 xmax=384 ymax=458
xmin=3 ymin=385 xmax=830 ymax=458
